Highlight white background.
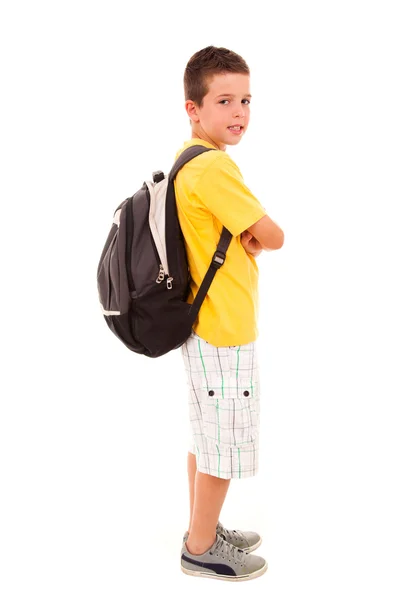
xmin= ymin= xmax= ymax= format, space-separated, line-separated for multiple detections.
xmin=1 ymin=1 xmax=399 ymax=598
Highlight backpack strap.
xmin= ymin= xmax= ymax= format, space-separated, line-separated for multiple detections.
xmin=187 ymin=226 xmax=232 ymax=320
xmin=168 ymin=143 xmax=234 ymax=322
xmin=168 ymin=144 xmax=215 ymax=181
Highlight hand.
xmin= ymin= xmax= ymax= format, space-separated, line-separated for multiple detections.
xmin=240 ymin=230 xmax=263 ymax=258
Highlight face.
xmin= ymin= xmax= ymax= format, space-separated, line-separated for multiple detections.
xmin=186 ymin=72 xmax=251 ymax=151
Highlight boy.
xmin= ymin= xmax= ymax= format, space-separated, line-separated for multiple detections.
xmin=174 ymin=46 xmax=284 ymax=581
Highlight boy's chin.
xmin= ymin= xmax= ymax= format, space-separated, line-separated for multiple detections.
xmin=225 ymin=131 xmax=245 ymax=144
xmin=225 ymin=137 xmax=243 ymax=146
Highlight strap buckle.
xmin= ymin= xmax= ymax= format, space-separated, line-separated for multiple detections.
xmin=212 ymin=250 xmax=226 ymax=269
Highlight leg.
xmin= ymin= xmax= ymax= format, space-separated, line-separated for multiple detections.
xmin=186 ymin=471 xmax=231 ymax=555
xmin=187 ymin=451 xmax=197 ymax=534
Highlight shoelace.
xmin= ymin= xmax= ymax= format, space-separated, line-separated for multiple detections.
xmin=210 ymin=535 xmax=246 ymax=564
xmin=217 ymin=523 xmax=247 ymax=545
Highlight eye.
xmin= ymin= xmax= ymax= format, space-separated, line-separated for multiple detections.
xmin=219 ymin=99 xmax=251 ymax=105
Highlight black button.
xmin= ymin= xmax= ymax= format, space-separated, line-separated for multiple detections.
xmin=208 ymin=390 xmax=214 ymax=396
xmin=243 ymin=390 xmax=250 ymax=397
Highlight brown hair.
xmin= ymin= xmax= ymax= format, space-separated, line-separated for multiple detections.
xmin=184 ymin=46 xmax=250 ymax=108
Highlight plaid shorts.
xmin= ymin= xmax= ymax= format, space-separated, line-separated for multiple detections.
xmin=180 ymin=329 xmax=261 ymax=479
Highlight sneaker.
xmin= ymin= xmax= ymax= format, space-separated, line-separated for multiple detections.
xmin=181 ymin=533 xmax=268 ymax=582
xmin=182 ymin=521 xmax=262 ymax=553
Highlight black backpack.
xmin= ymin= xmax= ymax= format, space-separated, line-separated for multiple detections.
xmin=97 ymin=145 xmax=233 ymax=358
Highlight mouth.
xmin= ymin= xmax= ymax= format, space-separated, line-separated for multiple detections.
xmin=228 ymin=125 xmax=244 ymax=135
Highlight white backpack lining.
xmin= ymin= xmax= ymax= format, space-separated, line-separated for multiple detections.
xmin=146 ymin=178 xmax=170 ymax=275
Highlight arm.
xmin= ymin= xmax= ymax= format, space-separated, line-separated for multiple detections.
xmin=193 ymin=152 xmax=283 ymax=252
xmin=246 ymin=214 xmax=284 ymax=251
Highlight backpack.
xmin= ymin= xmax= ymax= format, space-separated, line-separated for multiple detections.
xmin=97 ymin=144 xmax=233 ymax=358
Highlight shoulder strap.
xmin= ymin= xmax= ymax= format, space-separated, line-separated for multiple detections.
xmin=168 ymin=144 xmax=234 ymax=322
xmin=169 ymin=144 xmax=215 ymax=181
xmin=187 ymin=227 xmax=232 ymax=320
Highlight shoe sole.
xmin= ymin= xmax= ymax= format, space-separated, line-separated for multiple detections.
xmin=181 ymin=561 xmax=268 ymax=582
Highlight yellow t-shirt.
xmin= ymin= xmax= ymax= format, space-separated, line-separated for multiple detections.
xmin=174 ymin=139 xmax=267 ymax=346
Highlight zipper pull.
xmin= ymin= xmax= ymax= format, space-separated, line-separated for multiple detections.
xmin=166 ymin=277 xmax=173 ymax=290
xmin=156 ymin=264 xmax=165 ymax=283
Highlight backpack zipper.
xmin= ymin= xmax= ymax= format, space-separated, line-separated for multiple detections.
xmin=156 ymin=265 xmax=173 ymax=289
xmin=146 ymin=180 xmax=174 ymax=289
xmin=156 ymin=264 xmax=165 ymax=283
xmin=151 ymin=234 xmax=173 ymax=289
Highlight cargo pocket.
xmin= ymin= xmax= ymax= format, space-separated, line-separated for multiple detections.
xmin=200 ymin=376 xmax=260 ymax=447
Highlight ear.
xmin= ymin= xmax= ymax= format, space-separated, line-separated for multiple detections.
xmin=185 ymin=100 xmax=200 ymax=123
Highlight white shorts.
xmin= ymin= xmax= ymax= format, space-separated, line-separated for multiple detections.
xmin=180 ymin=329 xmax=261 ymax=479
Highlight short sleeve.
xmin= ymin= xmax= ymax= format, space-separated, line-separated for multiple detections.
xmin=192 ymin=153 xmax=267 ymax=237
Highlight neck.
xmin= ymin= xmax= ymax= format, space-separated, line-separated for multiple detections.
xmin=191 ymin=128 xmax=226 ymax=152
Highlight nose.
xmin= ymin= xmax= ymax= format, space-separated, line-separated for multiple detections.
xmin=233 ymin=102 xmax=246 ymax=118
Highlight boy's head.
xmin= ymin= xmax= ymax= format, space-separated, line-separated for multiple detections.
xmin=184 ymin=46 xmax=251 ymax=151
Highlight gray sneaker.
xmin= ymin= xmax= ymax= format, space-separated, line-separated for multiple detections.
xmin=181 ymin=533 xmax=268 ymax=582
